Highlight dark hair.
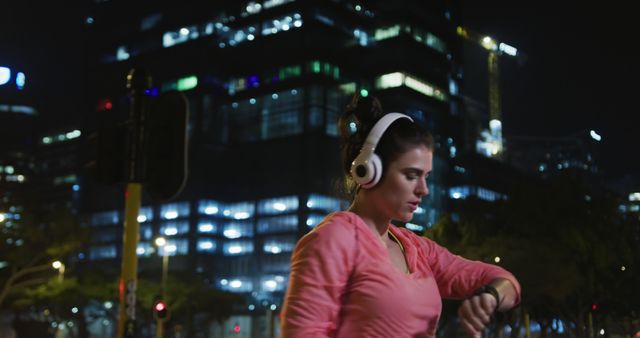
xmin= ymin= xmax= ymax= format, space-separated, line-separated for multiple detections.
xmin=337 ymin=94 xmax=434 ymax=198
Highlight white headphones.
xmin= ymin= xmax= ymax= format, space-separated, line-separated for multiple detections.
xmin=350 ymin=112 xmax=414 ymax=189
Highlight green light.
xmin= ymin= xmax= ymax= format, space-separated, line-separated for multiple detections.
xmin=360 ymin=89 xmax=369 ymax=97
xmin=177 ymin=76 xmax=198 ymax=91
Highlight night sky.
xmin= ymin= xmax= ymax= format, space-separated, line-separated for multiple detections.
xmin=2 ymin=2 xmax=638 ymax=180
xmin=462 ymin=1 xmax=639 ymax=180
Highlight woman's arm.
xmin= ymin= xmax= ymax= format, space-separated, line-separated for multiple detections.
xmin=280 ymin=216 xmax=357 ymax=338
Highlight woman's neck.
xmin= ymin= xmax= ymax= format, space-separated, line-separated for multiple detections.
xmin=348 ymin=196 xmax=390 ymax=239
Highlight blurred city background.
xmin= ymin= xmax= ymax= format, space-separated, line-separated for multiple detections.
xmin=1 ymin=1 xmax=638 ymax=338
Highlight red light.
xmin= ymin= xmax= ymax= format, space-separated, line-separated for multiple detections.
xmin=233 ymin=325 xmax=240 ymax=333
xmin=155 ymin=302 xmax=166 ymax=311
xmin=97 ymin=99 xmax=113 ymax=112
xmin=592 ymin=304 xmax=598 ymax=311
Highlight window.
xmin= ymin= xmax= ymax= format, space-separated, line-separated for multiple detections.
xmin=140 ymin=224 xmax=153 ymax=240
xmin=307 ymin=194 xmax=343 ymax=212
xmin=222 ymin=221 xmax=254 ymax=239
xmin=160 ymin=202 xmax=190 ymax=220
xmin=261 ymin=275 xmax=287 ymax=292
xmin=90 ymin=211 xmax=119 ymax=226
xmin=258 ymin=196 xmax=298 ymax=215
xmin=223 ymin=240 xmax=254 ymax=256
xmin=196 ymin=239 xmax=217 ymax=253
xmin=136 ymin=242 xmax=153 ymax=257
xmin=257 ymin=215 xmax=298 ymax=234
xmin=159 ymin=221 xmax=190 ymax=236
xmin=198 ymin=200 xmax=222 ymax=215
xmin=219 ymin=277 xmax=253 ymax=293
xmin=197 ymin=221 xmax=218 ymax=234
xmin=89 ymin=245 xmax=117 ymax=260
xmin=261 ymin=255 xmax=291 ymax=273
xmin=261 ymin=89 xmax=303 ymax=139
xmin=305 ymin=213 xmax=325 ymax=228
xmin=160 ymin=239 xmax=188 ymax=256
xmin=222 ymin=201 xmax=254 ymax=220
xmin=137 ymin=207 xmax=153 ymax=223
xmin=263 ymin=235 xmax=297 ymax=254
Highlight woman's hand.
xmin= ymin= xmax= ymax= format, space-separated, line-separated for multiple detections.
xmin=457 ymin=293 xmax=497 ymax=338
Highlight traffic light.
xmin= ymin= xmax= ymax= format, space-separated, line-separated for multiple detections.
xmin=144 ymin=90 xmax=190 ymax=201
xmin=153 ymin=300 xmax=169 ymax=320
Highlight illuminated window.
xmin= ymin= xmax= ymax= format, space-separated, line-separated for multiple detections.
xmin=222 ymin=221 xmax=253 ymax=238
xmin=16 ymin=72 xmax=25 ymax=89
xmin=262 ymin=13 xmax=303 ymax=36
xmin=305 ymin=213 xmax=325 ymax=228
xmin=198 ymin=200 xmax=221 ymax=215
xmin=160 ymin=202 xmax=190 ymax=219
xmin=162 ymin=239 xmax=188 ymax=255
xmin=136 ymin=242 xmax=153 ymax=257
xmin=375 ymin=72 xmax=447 ymax=102
xmin=449 ymin=186 xmax=470 ymax=200
xmin=197 ymin=221 xmax=217 ymax=233
xmin=223 ymin=241 xmax=254 ymax=256
xmin=261 ymin=275 xmax=287 ymax=292
xmin=162 ymin=25 xmax=198 ymax=48
xmin=219 ymin=277 xmax=253 ymax=292
xmin=374 ymin=25 xmax=401 ymax=41
xmin=222 ymin=202 xmax=255 ymax=220
xmin=263 ymin=235 xmax=296 ymax=254
xmin=307 ymin=194 xmax=343 ymax=212
xmin=258 ymin=196 xmax=298 ymax=215
xmin=0 ymin=67 xmax=10 ymax=85
xmin=116 ymin=46 xmax=130 ymax=61
xmin=197 ymin=239 xmax=217 ymax=253
xmin=137 ymin=207 xmax=153 ymax=223
xmin=159 ymin=221 xmax=189 ymax=236
xmin=257 ymin=215 xmax=298 ymax=234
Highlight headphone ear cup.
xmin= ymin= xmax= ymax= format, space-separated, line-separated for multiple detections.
xmin=350 ymin=152 xmax=375 ymax=187
xmin=361 ymin=153 xmax=382 ymax=189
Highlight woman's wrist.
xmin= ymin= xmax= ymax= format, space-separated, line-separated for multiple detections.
xmin=474 ymin=284 xmax=501 ymax=312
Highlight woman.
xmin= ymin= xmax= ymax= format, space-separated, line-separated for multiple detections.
xmin=280 ymin=96 xmax=520 ymax=338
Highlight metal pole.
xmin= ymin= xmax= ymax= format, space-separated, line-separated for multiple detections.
xmin=117 ymin=68 xmax=152 ymax=338
xmin=156 ymin=254 xmax=169 ymax=338
xmin=117 ymin=183 xmax=142 ymax=338
xmin=162 ymin=254 xmax=169 ymax=297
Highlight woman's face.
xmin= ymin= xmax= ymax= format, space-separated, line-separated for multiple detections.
xmin=370 ymin=145 xmax=432 ymax=222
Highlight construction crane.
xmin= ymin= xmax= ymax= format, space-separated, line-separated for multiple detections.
xmin=456 ymin=26 xmax=522 ymax=159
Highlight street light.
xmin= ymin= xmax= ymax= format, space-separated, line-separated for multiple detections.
xmin=52 ymin=261 xmax=65 ymax=282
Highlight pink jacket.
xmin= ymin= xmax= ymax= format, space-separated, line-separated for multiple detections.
xmin=281 ymin=211 xmax=521 ymax=338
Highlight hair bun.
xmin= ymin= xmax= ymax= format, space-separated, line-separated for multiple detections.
xmin=345 ymin=94 xmax=384 ymax=128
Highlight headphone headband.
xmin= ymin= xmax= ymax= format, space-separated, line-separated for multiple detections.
xmin=350 ymin=112 xmax=413 ymax=189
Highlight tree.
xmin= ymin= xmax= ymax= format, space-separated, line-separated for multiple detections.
xmin=0 ymin=206 xmax=87 ymax=308
xmin=427 ymin=174 xmax=640 ymax=338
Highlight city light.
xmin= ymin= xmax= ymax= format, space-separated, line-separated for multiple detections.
xmin=0 ymin=67 xmax=10 ymax=85
xmin=52 ymin=261 xmax=63 ymax=269
xmin=204 ymin=206 xmax=218 ymax=214
xmin=155 ymin=237 xmax=167 ymax=247
xmin=494 ymin=256 xmax=501 ymax=263
xmin=590 ymin=130 xmax=602 ymax=142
